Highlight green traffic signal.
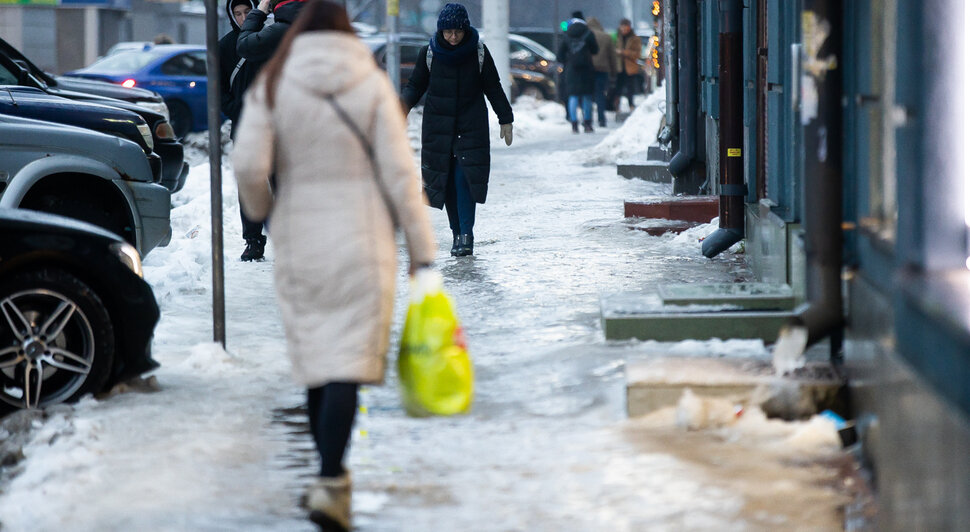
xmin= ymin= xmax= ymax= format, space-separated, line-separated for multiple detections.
xmin=560 ymin=20 xmax=568 ymax=31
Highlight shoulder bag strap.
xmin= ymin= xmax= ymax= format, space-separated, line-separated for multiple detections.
xmin=323 ymin=94 xmax=399 ymax=227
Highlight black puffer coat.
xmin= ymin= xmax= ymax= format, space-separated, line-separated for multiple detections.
xmin=557 ymin=20 xmax=599 ymax=96
xmin=236 ymin=0 xmax=306 ymax=61
xmin=402 ymin=29 xmax=513 ymax=209
xmin=219 ymin=0 xmax=261 ymax=130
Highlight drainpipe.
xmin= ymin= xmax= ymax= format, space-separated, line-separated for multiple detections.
xmin=658 ymin=0 xmax=678 ymax=143
xmin=702 ymin=0 xmax=745 ymax=258
xmin=667 ymin=0 xmax=698 ymax=176
xmin=778 ymin=1 xmax=843 ymax=355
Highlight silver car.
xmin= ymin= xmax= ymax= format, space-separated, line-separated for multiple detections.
xmin=0 ymin=114 xmax=171 ymax=257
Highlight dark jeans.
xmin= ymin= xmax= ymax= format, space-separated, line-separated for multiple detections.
xmin=615 ymin=71 xmax=637 ymax=110
xmin=445 ymin=156 xmax=476 ymax=236
xmin=593 ymin=72 xmax=610 ymax=124
xmin=307 ymin=382 xmax=359 ymax=477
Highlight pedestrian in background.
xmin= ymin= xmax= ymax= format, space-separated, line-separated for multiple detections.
xmin=558 ymin=11 xmax=599 ymax=133
xmin=237 ymin=0 xmax=308 ymax=62
xmin=587 ymin=17 xmax=616 ymax=128
xmin=402 ymin=2 xmax=514 ymax=258
xmin=615 ymin=18 xmax=642 ymax=113
xmin=231 ymin=1 xmax=436 ymax=528
xmin=219 ymin=0 xmax=268 ymax=261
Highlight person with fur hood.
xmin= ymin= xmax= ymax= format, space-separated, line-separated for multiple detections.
xmin=231 ymin=1 xmax=436 ymax=528
xmin=557 ymin=11 xmax=600 ymax=133
xmin=219 ymin=0 xmax=269 ymax=262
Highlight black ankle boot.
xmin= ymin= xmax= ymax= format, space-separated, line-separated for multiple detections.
xmin=571 ymin=121 xmax=579 ymax=133
xmin=450 ymin=234 xmax=460 ymax=257
xmin=456 ymin=234 xmax=474 ymax=256
xmin=583 ymin=120 xmax=594 ymax=133
xmin=240 ymin=235 xmax=266 ymax=261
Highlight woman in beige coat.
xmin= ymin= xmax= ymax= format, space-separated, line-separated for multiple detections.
xmin=231 ymin=1 xmax=436 ymax=529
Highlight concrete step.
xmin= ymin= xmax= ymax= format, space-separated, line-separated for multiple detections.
xmin=624 ymin=195 xmax=719 ymax=223
xmin=601 ymin=293 xmax=794 ymax=342
xmin=617 ymin=159 xmax=672 ymax=184
xmin=658 ymin=282 xmax=796 ymax=310
xmin=625 ymin=357 xmax=845 ymax=419
xmin=629 ymin=219 xmax=701 ymax=236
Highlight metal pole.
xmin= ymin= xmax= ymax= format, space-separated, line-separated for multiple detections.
xmin=483 ymin=0 xmax=511 ymax=100
xmin=204 ymin=0 xmax=226 ymax=347
xmin=386 ymin=0 xmax=400 ymax=93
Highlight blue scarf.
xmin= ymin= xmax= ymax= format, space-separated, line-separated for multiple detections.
xmin=429 ymin=27 xmax=480 ymax=67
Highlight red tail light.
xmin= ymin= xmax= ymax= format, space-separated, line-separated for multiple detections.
xmin=121 ymin=79 xmax=136 ymax=88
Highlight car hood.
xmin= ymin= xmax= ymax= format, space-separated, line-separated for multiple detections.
xmin=0 ymin=207 xmax=123 ymax=243
xmin=45 ymin=86 xmax=166 ymax=126
xmin=53 ymin=75 xmax=162 ymax=103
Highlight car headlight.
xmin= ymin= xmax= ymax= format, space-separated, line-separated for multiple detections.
xmin=137 ymin=123 xmax=154 ymax=151
xmin=139 ymin=101 xmax=170 ymax=121
xmin=154 ymin=120 xmax=175 ymax=140
xmin=110 ymin=242 xmax=144 ymax=278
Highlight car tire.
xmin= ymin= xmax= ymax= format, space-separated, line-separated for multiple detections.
xmin=0 ymin=269 xmax=115 ymax=414
xmin=167 ymin=100 xmax=193 ymax=140
xmin=21 ymin=193 xmax=133 ymax=246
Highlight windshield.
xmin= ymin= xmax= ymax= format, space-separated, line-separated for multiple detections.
xmin=513 ymin=37 xmax=556 ymax=62
xmin=82 ymin=49 xmax=169 ymax=73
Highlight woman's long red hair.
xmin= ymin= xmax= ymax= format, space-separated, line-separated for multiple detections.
xmin=260 ymin=0 xmax=355 ymax=107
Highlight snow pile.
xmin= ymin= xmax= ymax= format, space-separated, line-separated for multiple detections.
xmin=659 ymin=389 xmax=842 ymax=458
xmin=488 ymin=95 xmax=568 ymax=142
xmin=175 ymin=342 xmax=240 ymax=373
xmin=575 ymin=85 xmax=666 ymax=166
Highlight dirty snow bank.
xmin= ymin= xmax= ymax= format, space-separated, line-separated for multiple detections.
xmin=576 ymin=84 xmax=666 ymax=166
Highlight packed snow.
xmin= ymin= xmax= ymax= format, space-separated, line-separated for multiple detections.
xmin=0 ymin=92 xmax=849 ymax=531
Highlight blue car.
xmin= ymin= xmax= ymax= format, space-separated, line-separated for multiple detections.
xmin=66 ymin=44 xmax=208 ymax=139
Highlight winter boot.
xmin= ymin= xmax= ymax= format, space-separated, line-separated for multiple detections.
xmin=456 ymin=234 xmax=474 ymax=257
xmin=571 ymin=121 xmax=579 ymax=134
xmin=240 ymin=235 xmax=266 ymax=262
xmin=450 ymin=234 xmax=460 ymax=257
xmin=598 ymin=118 xmax=607 ymax=128
xmin=303 ymin=473 xmax=351 ymax=531
xmin=583 ymin=120 xmax=594 ymax=133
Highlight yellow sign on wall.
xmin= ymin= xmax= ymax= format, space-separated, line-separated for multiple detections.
xmin=387 ymin=0 xmax=398 ymax=16
xmin=727 ymin=148 xmax=742 ymax=157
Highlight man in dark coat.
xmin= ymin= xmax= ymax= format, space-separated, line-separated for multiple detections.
xmin=557 ymin=11 xmax=599 ymax=133
xmin=402 ymin=3 xmax=513 ymax=257
xmin=236 ymin=0 xmax=307 ymax=61
xmin=220 ymin=0 xmax=268 ymax=261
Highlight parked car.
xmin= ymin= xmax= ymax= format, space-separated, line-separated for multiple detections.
xmin=508 ymin=33 xmax=561 ymax=101
xmin=360 ymin=32 xmax=431 ymax=92
xmin=0 ymin=38 xmax=169 ymax=120
xmin=0 ymin=113 xmax=172 ymax=257
xmin=0 ymin=43 xmax=188 ymax=193
xmin=66 ymin=45 xmax=208 ymax=139
xmin=361 ymin=32 xmax=561 ymax=102
xmin=0 ymin=207 xmax=160 ymax=414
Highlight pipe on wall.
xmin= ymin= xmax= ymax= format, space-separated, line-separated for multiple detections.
xmin=788 ymin=0 xmax=844 ymax=350
xmin=668 ymin=0 xmax=698 ymax=176
xmin=702 ymin=0 xmax=745 ymax=258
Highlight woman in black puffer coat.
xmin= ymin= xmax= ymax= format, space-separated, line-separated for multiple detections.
xmin=402 ymin=2 xmax=513 ymax=257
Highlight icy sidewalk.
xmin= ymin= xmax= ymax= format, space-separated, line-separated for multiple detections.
xmin=0 ymin=97 xmax=850 ymax=531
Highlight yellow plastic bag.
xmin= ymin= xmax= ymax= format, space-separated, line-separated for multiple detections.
xmin=398 ymin=270 xmax=474 ymax=417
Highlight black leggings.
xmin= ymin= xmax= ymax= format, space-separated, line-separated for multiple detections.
xmin=307 ymin=382 xmax=359 ymax=477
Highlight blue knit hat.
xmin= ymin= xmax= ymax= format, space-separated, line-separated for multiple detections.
xmin=437 ymin=3 xmax=470 ymax=31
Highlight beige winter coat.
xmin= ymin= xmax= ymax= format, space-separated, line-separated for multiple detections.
xmin=232 ymin=31 xmax=437 ymax=388
xmin=587 ymin=18 xmax=616 ymax=77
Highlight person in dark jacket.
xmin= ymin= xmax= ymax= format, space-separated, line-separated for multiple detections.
xmin=220 ymin=0 xmax=268 ymax=261
xmin=236 ymin=0 xmax=308 ymax=62
xmin=558 ymin=12 xmax=599 ymax=133
xmin=402 ymin=2 xmax=514 ymax=257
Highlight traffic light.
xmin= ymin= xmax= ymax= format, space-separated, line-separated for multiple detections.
xmin=652 ymin=1 xmax=661 ymax=16
xmin=560 ymin=20 xmax=568 ymax=32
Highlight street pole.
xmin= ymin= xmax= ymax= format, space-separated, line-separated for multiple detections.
xmin=386 ymin=0 xmax=400 ymax=93
xmin=483 ymin=0 xmax=511 ymax=100
xmin=204 ymin=0 xmax=226 ymax=347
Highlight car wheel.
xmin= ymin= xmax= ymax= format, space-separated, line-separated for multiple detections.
xmin=21 ymin=193 xmax=133 ymax=246
xmin=0 ymin=269 xmax=114 ymax=413
xmin=167 ymin=100 xmax=193 ymax=140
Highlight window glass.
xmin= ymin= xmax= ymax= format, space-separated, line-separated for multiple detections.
xmin=160 ymin=52 xmax=207 ymax=76
xmin=0 ymin=62 xmax=19 ymax=85
xmin=509 ymin=41 xmax=534 ymax=62
xmin=85 ymin=49 xmax=169 ymax=73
